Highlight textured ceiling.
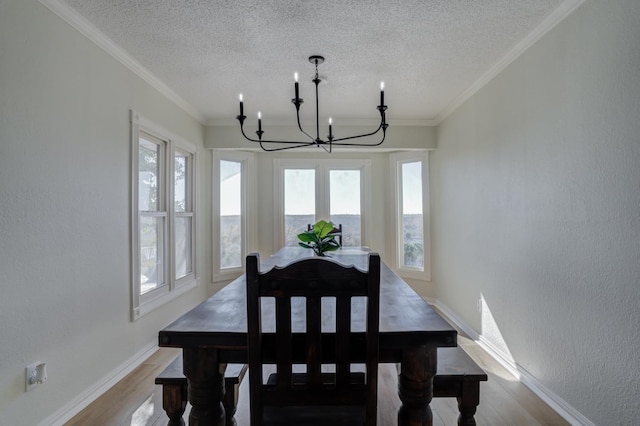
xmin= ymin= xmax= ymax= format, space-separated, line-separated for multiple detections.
xmin=61 ymin=0 xmax=568 ymax=125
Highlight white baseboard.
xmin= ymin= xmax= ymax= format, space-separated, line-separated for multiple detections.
xmin=516 ymin=366 xmax=596 ymax=426
xmin=431 ymin=299 xmax=594 ymax=426
xmin=38 ymin=340 xmax=159 ymax=426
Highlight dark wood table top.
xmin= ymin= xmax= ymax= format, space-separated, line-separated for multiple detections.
xmin=159 ymin=247 xmax=457 ymax=360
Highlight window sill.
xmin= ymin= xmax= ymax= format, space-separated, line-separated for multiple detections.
xmin=131 ymin=278 xmax=199 ymax=321
xmin=397 ymin=267 xmax=431 ymax=282
xmin=213 ymin=268 xmax=243 ymax=284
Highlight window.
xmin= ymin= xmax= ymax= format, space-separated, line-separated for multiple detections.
xmin=391 ymin=151 xmax=430 ymax=280
xmin=212 ymin=150 xmax=256 ymax=281
xmin=329 ymin=169 xmax=362 ymax=246
xmin=174 ymin=149 xmax=194 ymax=280
xmin=275 ymin=159 xmax=370 ymax=250
xmin=131 ymin=110 xmax=197 ymax=320
xmin=138 ymin=132 xmax=167 ymax=296
xmin=283 ymin=168 xmax=316 ymax=246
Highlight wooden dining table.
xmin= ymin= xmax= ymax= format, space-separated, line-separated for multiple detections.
xmin=158 ymin=247 xmax=457 ymax=425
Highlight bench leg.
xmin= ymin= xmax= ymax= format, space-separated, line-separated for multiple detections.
xmin=223 ymin=381 xmax=240 ymax=426
xmin=456 ymin=381 xmax=481 ymax=426
xmin=162 ymin=383 xmax=187 ymax=426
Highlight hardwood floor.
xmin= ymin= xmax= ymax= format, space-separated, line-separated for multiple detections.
xmin=67 ymin=331 xmax=569 ymax=426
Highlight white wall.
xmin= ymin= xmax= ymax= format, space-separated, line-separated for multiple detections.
xmin=431 ymin=0 xmax=640 ymax=424
xmin=0 ymin=1 xmax=207 ymax=424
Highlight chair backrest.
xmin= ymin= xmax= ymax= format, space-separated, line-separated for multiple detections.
xmin=246 ymin=252 xmax=380 ymax=425
xmin=307 ymin=222 xmax=343 ymax=246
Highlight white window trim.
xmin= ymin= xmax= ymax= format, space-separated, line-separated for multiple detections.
xmin=130 ymin=110 xmax=198 ymax=321
xmin=212 ymin=150 xmax=257 ymax=283
xmin=273 ymin=158 xmax=372 ymax=252
xmin=390 ymin=151 xmax=431 ymax=281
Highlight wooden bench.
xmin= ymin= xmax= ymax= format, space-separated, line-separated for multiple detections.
xmin=157 ymin=347 xmax=486 ymax=426
xmin=155 ymin=356 xmax=247 ymax=426
xmin=433 ymin=346 xmax=488 ymax=426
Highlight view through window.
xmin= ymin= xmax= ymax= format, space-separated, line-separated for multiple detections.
xmin=401 ymin=161 xmax=424 ymax=269
xmin=329 ymin=170 xmax=361 ymax=246
xmin=138 ymin=133 xmax=166 ymax=295
xmin=174 ymin=150 xmax=193 ymax=279
xmin=220 ymin=160 xmax=242 ymax=269
xmin=280 ymin=161 xmax=365 ymax=247
xmin=284 ymin=169 xmax=316 ymax=246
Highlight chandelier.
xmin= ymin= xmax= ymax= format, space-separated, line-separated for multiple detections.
xmin=236 ymin=55 xmax=388 ymax=152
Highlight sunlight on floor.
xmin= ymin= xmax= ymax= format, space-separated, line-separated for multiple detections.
xmin=130 ymin=393 xmax=156 ymax=426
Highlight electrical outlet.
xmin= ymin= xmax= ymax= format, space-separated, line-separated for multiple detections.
xmin=25 ymin=362 xmax=47 ymax=392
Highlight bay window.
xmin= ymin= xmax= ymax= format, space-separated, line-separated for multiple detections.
xmin=212 ymin=150 xmax=256 ymax=281
xmin=275 ymin=159 xmax=370 ymax=250
xmin=390 ymin=151 xmax=430 ymax=280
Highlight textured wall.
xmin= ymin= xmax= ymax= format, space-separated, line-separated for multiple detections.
xmin=431 ymin=0 xmax=640 ymax=423
xmin=0 ymin=1 xmax=206 ymax=425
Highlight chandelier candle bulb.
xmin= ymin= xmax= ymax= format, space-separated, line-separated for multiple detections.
xmin=257 ymin=111 xmax=262 ymax=132
xmin=239 ymin=93 xmax=244 ymax=116
xmin=294 ymin=72 xmax=299 ymax=99
xmin=380 ymin=82 xmax=385 ymax=106
xmin=328 ymin=117 xmax=333 ymax=139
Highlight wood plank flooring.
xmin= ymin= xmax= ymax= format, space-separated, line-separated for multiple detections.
xmin=67 ymin=330 xmax=569 ymax=425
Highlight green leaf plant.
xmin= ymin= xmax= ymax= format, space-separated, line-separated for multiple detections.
xmin=297 ymin=219 xmax=341 ymax=257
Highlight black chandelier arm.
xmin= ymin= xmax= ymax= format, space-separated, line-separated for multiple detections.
xmin=328 ymin=121 xmax=384 ymax=144
xmin=331 ymin=128 xmax=387 ymax=147
xmin=238 ymin=115 xmax=387 ymax=147
xmin=258 ymin=141 xmax=320 ymax=152
xmin=239 ymin=119 xmax=322 ymax=146
xmin=325 ymin=103 xmax=387 ymax=145
xmin=295 ymin=108 xmax=316 ymax=143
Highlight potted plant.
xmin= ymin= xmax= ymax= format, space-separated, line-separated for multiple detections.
xmin=297 ymin=219 xmax=341 ymax=257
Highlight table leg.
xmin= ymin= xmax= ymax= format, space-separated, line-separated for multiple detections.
xmin=183 ymin=348 xmax=226 ymax=426
xmin=397 ymin=345 xmax=437 ymax=426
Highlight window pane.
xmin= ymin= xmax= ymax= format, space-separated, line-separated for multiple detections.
xmin=139 ymin=215 xmax=165 ymax=294
xmin=401 ymin=162 xmax=424 ymax=268
xmin=330 ymin=170 xmax=361 ymax=246
xmin=175 ymin=153 xmax=188 ymax=213
xmin=220 ymin=160 xmax=242 ymax=269
xmin=139 ymin=137 xmax=160 ymax=211
xmin=175 ymin=216 xmax=192 ymax=279
xmin=284 ymin=169 xmax=315 ymax=246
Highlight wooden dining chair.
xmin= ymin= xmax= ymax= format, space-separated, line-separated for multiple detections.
xmin=307 ymin=222 xmax=343 ymax=246
xmin=245 ymin=252 xmax=381 ymax=425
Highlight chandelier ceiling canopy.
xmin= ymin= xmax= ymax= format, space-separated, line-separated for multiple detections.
xmin=236 ymin=55 xmax=388 ymax=152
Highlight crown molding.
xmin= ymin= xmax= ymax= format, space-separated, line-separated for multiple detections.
xmin=433 ymin=0 xmax=586 ymax=125
xmin=39 ymin=0 xmax=206 ymax=124
xmin=39 ymin=0 xmax=584 ymax=129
